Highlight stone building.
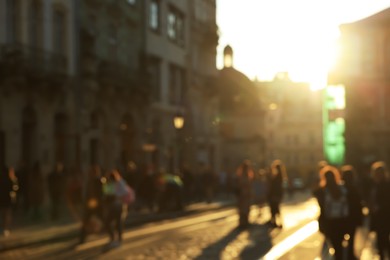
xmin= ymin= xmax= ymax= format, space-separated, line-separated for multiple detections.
xmin=256 ymin=74 xmax=323 ymax=180
xmin=185 ymin=0 xmax=220 ymax=173
xmin=217 ymin=45 xmax=265 ymax=173
xmin=328 ymin=7 xmax=390 ymax=172
xmin=0 ymin=0 xmax=221 ymax=177
xmin=141 ymin=0 xmax=220 ymax=174
xmin=0 ymin=0 xmax=78 ymax=174
xmin=78 ymin=0 xmax=147 ymax=171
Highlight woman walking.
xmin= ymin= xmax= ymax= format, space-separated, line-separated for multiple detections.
xmin=340 ymin=165 xmax=363 ymax=260
xmin=368 ymin=161 xmax=390 ymax=259
xmin=267 ymin=160 xmax=286 ymax=228
xmin=235 ymin=160 xmax=254 ymax=228
xmin=314 ymin=165 xmax=351 ymax=260
xmin=102 ymin=169 xmax=129 ymax=248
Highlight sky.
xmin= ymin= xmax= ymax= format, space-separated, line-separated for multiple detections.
xmin=216 ymin=0 xmax=390 ymax=89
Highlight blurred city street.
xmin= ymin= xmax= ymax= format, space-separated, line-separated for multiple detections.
xmin=1 ymin=0 xmax=389 ymax=259
xmin=0 ymin=191 xmax=380 ymax=259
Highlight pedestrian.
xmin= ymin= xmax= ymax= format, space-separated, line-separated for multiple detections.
xmin=137 ymin=165 xmax=157 ymax=212
xmin=253 ymin=169 xmax=268 ymax=216
xmin=29 ymin=161 xmax=45 ymax=221
xmin=47 ymin=162 xmax=65 ymax=220
xmin=157 ymin=170 xmax=184 ymax=212
xmin=235 ymin=160 xmax=254 ymax=228
xmin=79 ymin=165 xmax=104 ymax=244
xmin=65 ymin=167 xmax=83 ymax=221
xmin=367 ymin=161 xmax=390 ymax=260
xmin=15 ymin=162 xmax=29 ymax=213
xmin=314 ymin=165 xmax=351 ymax=260
xmin=340 ymin=165 xmax=364 ymax=260
xmin=267 ymin=159 xmax=286 ymax=228
xmin=102 ymin=169 xmax=128 ymax=248
xmin=201 ymin=164 xmax=216 ymax=203
xmin=0 ymin=165 xmax=18 ymax=237
xmin=181 ymin=164 xmax=194 ymax=204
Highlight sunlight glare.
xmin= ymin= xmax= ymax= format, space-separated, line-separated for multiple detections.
xmin=261 ymin=221 xmax=319 ymax=260
xmin=217 ymin=0 xmax=389 ymax=89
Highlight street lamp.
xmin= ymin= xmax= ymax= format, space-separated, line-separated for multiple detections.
xmin=173 ymin=113 xmax=184 ymax=130
xmin=173 ymin=113 xmax=185 ymax=174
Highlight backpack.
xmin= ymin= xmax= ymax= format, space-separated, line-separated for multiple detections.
xmin=115 ymin=179 xmax=136 ymax=205
xmin=323 ymin=186 xmax=349 ymax=219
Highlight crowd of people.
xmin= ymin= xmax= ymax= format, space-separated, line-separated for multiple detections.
xmin=1 ymin=158 xmax=389 ymax=256
xmin=313 ymin=161 xmax=390 ymax=260
xmin=232 ymin=159 xmax=286 ymax=229
xmin=230 ymin=158 xmax=390 ymax=260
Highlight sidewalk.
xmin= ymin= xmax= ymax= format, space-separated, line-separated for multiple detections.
xmin=0 ymin=198 xmax=234 ymax=252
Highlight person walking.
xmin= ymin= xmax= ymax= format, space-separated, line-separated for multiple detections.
xmin=253 ymin=169 xmax=268 ymax=217
xmin=0 ymin=166 xmax=18 ymax=237
xmin=267 ymin=159 xmax=286 ymax=228
xmin=235 ymin=160 xmax=254 ymax=228
xmin=79 ymin=165 xmax=104 ymax=244
xmin=102 ymin=169 xmax=129 ymax=248
xmin=29 ymin=162 xmax=45 ymax=221
xmin=47 ymin=162 xmax=65 ymax=220
xmin=314 ymin=165 xmax=351 ymax=260
xmin=340 ymin=165 xmax=363 ymax=260
xmin=367 ymin=161 xmax=390 ymax=260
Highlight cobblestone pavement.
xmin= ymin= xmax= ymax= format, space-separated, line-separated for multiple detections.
xmin=0 ymin=192 xmax=379 ymax=260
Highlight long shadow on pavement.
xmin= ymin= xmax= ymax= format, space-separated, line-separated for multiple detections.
xmin=195 ymin=223 xmax=274 ymax=260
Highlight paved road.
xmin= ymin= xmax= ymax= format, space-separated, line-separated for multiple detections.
xmin=0 ymin=194 xmax=379 ymax=259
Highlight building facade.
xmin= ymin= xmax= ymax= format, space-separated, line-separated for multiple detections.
xmin=141 ymin=0 xmax=220 ymax=174
xmin=78 ymin=0 xmax=147 ymax=172
xmin=328 ymin=8 xmax=390 ymax=172
xmin=0 ymin=0 xmax=221 ymax=178
xmin=257 ymin=74 xmax=323 ymax=180
xmin=217 ymin=46 xmax=265 ymax=174
xmin=0 ymin=0 xmax=78 ymax=174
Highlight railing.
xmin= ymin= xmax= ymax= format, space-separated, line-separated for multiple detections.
xmin=0 ymin=43 xmax=67 ymax=76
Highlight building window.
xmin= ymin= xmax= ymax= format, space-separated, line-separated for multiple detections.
xmin=53 ymin=9 xmax=67 ymax=55
xmin=167 ymin=6 xmax=185 ymax=46
xmin=29 ymin=0 xmax=43 ymax=48
xmin=6 ymin=0 xmax=21 ymax=43
xmin=169 ymin=64 xmax=186 ymax=105
xmin=148 ymin=56 xmax=161 ymax=102
xmin=149 ymin=0 xmax=160 ymax=32
xmin=362 ymin=38 xmax=376 ymax=74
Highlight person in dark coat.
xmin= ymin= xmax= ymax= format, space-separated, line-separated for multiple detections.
xmin=137 ymin=166 xmax=156 ymax=212
xmin=29 ymin=162 xmax=45 ymax=221
xmin=267 ymin=159 xmax=286 ymax=228
xmin=340 ymin=165 xmax=363 ymax=260
xmin=368 ymin=161 xmax=390 ymax=260
xmin=0 ymin=166 xmax=18 ymax=237
xmin=314 ymin=165 xmax=351 ymax=260
xmin=47 ymin=162 xmax=65 ymax=220
xmin=235 ymin=160 xmax=254 ymax=228
xmin=79 ymin=165 xmax=103 ymax=243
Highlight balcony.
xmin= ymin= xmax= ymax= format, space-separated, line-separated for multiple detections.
xmin=0 ymin=43 xmax=67 ymax=80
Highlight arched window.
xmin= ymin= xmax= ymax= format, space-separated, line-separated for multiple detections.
xmin=29 ymin=0 xmax=43 ymax=48
xmin=6 ymin=0 xmax=21 ymax=43
xmin=22 ymin=106 xmax=37 ymax=170
xmin=54 ymin=113 xmax=69 ymax=165
xmin=52 ymin=6 xmax=67 ymax=55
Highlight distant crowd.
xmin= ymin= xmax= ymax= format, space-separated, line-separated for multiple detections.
xmin=1 ymin=158 xmax=390 ymax=256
